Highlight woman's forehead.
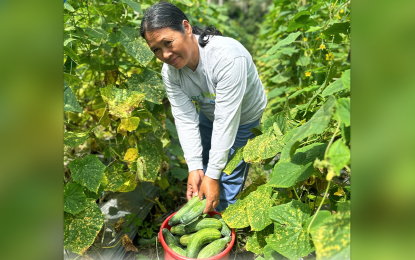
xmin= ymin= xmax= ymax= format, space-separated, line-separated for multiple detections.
xmin=145 ymin=27 xmax=178 ymax=45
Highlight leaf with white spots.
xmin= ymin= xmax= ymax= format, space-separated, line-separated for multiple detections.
xmin=120 ymin=26 xmax=154 ymax=67
xmin=64 ymin=182 xmax=90 ymax=215
xmin=127 ymin=71 xmax=166 ymax=104
xmin=246 ymin=224 xmax=274 ymax=255
xmin=246 ymin=186 xmax=273 ymax=231
xmin=68 ymin=155 xmax=106 ymax=193
xmin=64 ymin=131 xmax=89 ymax=147
xmin=223 ymin=147 xmax=244 ymax=175
xmin=267 ymin=200 xmax=314 ymax=260
xmin=64 ymin=80 xmax=83 ymax=113
xmin=222 ymin=199 xmax=250 ymax=229
xmin=64 ymin=200 xmax=105 ymax=255
xmin=100 ymin=85 xmax=145 ymax=119
xmin=139 ymin=140 xmax=162 ymax=182
xmin=105 ymin=164 xmax=129 ymax=192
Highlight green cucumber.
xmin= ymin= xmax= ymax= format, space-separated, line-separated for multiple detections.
xmin=180 ymin=233 xmax=195 ymax=246
xmin=169 ymin=244 xmax=187 ymax=257
xmin=170 ymin=224 xmax=186 ymax=235
xmin=174 ymin=235 xmax=181 ymax=245
xmin=197 ymin=236 xmax=232 ymax=259
xmin=169 ymin=196 xmax=201 ymax=226
xmin=137 ymin=236 xmax=156 ymax=246
xmin=186 ymin=228 xmax=221 ymax=258
xmin=212 ymin=214 xmax=232 ymax=237
xmin=184 ymin=218 xmax=222 ymax=233
xmin=180 ymin=199 xmax=207 ymax=224
xmin=162 ymin=228 xmax=177 ymax=246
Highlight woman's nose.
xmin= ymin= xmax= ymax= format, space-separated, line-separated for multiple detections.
xmin=162 ymin=50 xmax=172 ymax=60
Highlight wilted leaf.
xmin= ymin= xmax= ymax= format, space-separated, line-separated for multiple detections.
xmin=222 ymin=199 xmax=250 ymax=229
xmin=246 ymin=186 xmax=273 ymax=231
xmin=120 ymin=26 xmax=154 ymax=66
xmin=64 ymin=131 xmax=89 ymax=147
xmin=64 ymin=182 xmax=90 ymax=215
xmin=246 ymin=224 xmax=274 ymax=255
xmin=266 ymin=32 xmax=302 ymax=55
xmin=171 ymin=167 xmax=188 ymax=181
xmin=335 ymin=98 xmax=350 ymax=127
xmin=105 ymin=164 xmax=129 ymax=192
xmin=64 ymin=201 xmax=105 ymax=254
xmin=64 ymin=80 xmax=83 ymax=113
xmin=326 ymin=139 xmax=350 ymax=176
xmin=114 ymin=217 xmax=125 ymax=233
xmin=100 ymin=85 xmax=145 ymax=119
xmin=223 ymin=147 xmax=244 ymax=175
xmin=267 ymin=200 xmax=314 ymax=260
xmin=139 ymin=140 xmax=162 ymax=182
xmin=121 ymin=234 xmax=138 ymax=252
xmin=127 ymin=71 xmax=166 ymax=104
xmin=68 ymin=155 xmax=106 ymax=193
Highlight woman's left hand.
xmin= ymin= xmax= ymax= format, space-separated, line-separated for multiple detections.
xmin=198 ymin=176 xmax=220 ymax=213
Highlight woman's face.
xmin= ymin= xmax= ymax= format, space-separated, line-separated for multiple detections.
xmin=144 ymin=20 xmax=197 ymax=70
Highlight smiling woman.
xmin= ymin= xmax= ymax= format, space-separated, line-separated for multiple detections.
xmin=139 ymin=2 xmax=267 ymax=214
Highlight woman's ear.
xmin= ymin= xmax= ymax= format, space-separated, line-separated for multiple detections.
xmin=183 ymin=20 xmax=192 ymax=35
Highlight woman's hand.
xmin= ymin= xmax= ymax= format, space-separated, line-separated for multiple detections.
xmin=187 ymin=169 xmax=205 ymax=201
xmin=199 ymin=176 xmax=220 ymax=214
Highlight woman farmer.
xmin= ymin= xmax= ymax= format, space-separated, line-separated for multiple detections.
xmin=140 ymin=2 xmax=267 ymax=213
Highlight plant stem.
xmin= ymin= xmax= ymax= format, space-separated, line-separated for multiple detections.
xmin=293 ymin=187 xmax=301 ymax=201
xmin=307 ymin=180 xmax=331 ymax=235
xmin=324 ymin=121 xmax=341 ymax=158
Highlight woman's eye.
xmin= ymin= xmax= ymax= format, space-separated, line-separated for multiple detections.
xmin=165 ymin=41 xmax=172 ymax=46
xmin=153 ymin=48 xmax=160 ymax=53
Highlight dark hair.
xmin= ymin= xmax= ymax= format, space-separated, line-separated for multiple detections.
xmin=140 ymin=2 xmax=222 ymax=48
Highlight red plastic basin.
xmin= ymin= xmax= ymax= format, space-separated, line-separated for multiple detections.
xmin=159 ymin=210 xmax=235 ymax=260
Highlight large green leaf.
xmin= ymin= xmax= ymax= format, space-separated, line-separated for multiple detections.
xmin=246 ymin=224 xmax=274 ymax=255
xmin=341 ymin=70 xmax=350 ymax=89
xmin=310 ymin=208 xmax=350 ymax=260
xmin=244 ymin=130 xmax=283 ymax=163
xmin=223 ymin=147 xmax=244 ymax=175
xmin=222 ymin=199 xmax=250 ymax=229
xmin=322 ymin=22 xmax=350 ymax=37
xmin=64 ymin=46 xmax=80 ymax=64
xmin=236 ymin=175 xmax=268 ymax=200
xmin=326 ymin=139 xmax=350 ymax=175
xmin=139 ymin=140 xmax=162 ymax=182
xmin=127 ymin=71 xmax=166 ymax=104
xmin=335 ymin=98 xmax=350 ymax=126
xmin=64 ymin=73 xmax=82 ymax=91
xmin=267 ymin=200 xmax=314 ymax=260
xmin=105 ymin=164 xmax=129 ymax=192
xmin=165 ymin=118 xmax=178 ymax=139
xmin=305 ymin=210 xmax=331 ymax=234
xmin=171 ymin=167 xmax=188 ymax=181
xmin=269 ymin=143 xmax=327 ymax=187
xmin=322 ymin=79 xmax=347 ymax=97
xmin=120 ymin=26 xmax=154 ymax=67
xmin=280 ymin=96 xmax=336 ymax=162
xmin=83 ymin=27 xmax=108 ymax=44
xmin=263 ymin=245 xmax=284 ymax=260
xmin=64 ymin=80 xmax=83 ymax=113
xmin=246 ymin=186 xmax=273 ymax=231
xmin=64 ymin=201 xmax=105 ymax=254
xmin=121 ymin=0 xmax=142 ymax=14
xmin=100 ymin=85 xmax=145 ymax=119
xmin=266 ymin=32 xmax=302 ymax=55
xmin=68 ymin=154 xmax=106 ymax=193
xmin=64 ymin=182 xmax=90 ymax=215
xmin=64 ymin=131 xmax=89 ymax=147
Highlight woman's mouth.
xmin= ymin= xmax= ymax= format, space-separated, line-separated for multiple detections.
xmin=171 ymin=56 xmax=179 ymax=65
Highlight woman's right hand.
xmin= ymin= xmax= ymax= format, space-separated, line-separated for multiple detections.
xmin=187 ymin=169 xmax=205 ymax=201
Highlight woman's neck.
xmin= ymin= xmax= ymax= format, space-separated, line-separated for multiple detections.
xmin=186 ymin=34 xmax=200 ymax=72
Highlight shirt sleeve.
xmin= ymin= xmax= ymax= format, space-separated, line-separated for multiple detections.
xmin=205 ymin=56 xmax=248 ymax=180
xmin=161 ymin=67 xmax=204 ymax=172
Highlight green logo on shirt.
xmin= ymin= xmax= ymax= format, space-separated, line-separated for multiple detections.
xmin=191 ymin=91 xmax=216 ymax=103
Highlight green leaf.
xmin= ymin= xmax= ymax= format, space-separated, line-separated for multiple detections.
xmin=175 ymin=0 xmax=194 ymax=6
xmin=263 ymin=245 xmax=284 ymax=260
xmin=335 ymin=98 xmax=350 ymax=126
xmin=64 ymin=201 xmax=105 ymax=254
xmin=83 ymin=184 xmax=105 ymax=200
xmin=100 ymin=84 xmax=145 ymax=118
xmin=267 ymin=87 xmax=288 ymax=99
xmin=326 ymin=139 xmax=350 ymax=175
xmin=223 ymin=147 xmax=244 ymax=175
xmin=64 ymin=81 xmax=83 ymax=113
xmin=341 ymin=69 xmax=350 ymax=89
xmin=288 ymin=85 xmax=320 ymax=99
xmin=120 ymin=26 xmax=154 ymax=67
xmin=64 ymin=182 xmax=90 ymax=215
xmin=269 ymin=73 xmax=290 ymax=84
xmin=310 ymin=210 xmax=350 ymax=260
xmin=117 ymin=117 xmax=140 ymax=132
xmin=139 ymin=140 xmax=162 ymax=182
xmin=236 ymin=175 xmax=268 ymax=200
xmin=322 ymin=79 xmax=347 ymax=97
xmin=134 ymin=157 xmax=145 ymax=181
xmin=68 ymin=154 xmax=106 ymax=193
xmin=169 ymin=144 xmax=184 ymax=156
xmin=246 ymin=186 xmax=273 ymax=231
xmin=305 ymin=26 xmax=323 ymax=33
xmin=296 ymin=56 xmax=311 ymax=66
xmin=121 ymin=0 xmax=142 ymax=14
xmin=127 ymin=71 xmax=166 ymax=104
xmin=280 ymin=96 xmax=336 ymax=162
xmin=305 ymin=210 xmax=331 ymax=234
xmin=310 ymin=3 xmax=325 ymax=13
xmin=64 ymin=131 xmax=89 ymax=147
xmin=105 ymin=164 xmax=129 ymax=192
xmin=64 ymin=46 xmax=80 ymax=64
xmin=322 ymin=22 xmax=350 ymax=37
xmin=83 ymin=27 xmax=108 ymax=44
xmin=165 ymin=118 xmax=178 ymax=139
xmin=272 ymin=191 xmax=291 ymax=206
xmin=267 ymin=200 xmax=314 ymax=260
xmin=171 ymin=167 xmax=188 ymax=181
xmin=64 ymin=73 xmax=82 ymax=90
xmin=246 ymin=224 xmax=274 ymax=255
xmin=269 ymin=143 xmax=327 ymax=188
xmin=244 ymin=130 xmax=283 ymax=163
xmin=64 ymin=2 xmax=75 ymax=12
xmin=292 ymin=11 xmax=310 ymax=20
xmin=222 ymin=199 xmax=250 ymax=229
xmin=266 ymin=32 xmax=302 ymax=55
xmin=280 ymin=46 xmax=299 ymax=56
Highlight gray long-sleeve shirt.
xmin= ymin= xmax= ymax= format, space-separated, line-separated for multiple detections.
xmin=161 ymin=34 xmax=267 ymax=180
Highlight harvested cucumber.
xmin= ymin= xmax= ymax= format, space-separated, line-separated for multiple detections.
xmin=180 ymin=233 xmax=195 ymax=246
xmin=170 ymin=244 xmax=187 ymax=257
xmin=180 ymin=199 xmax=207 ymax=224
xmin=162 ymin=228 xmax=177 ymax=246
xmin=212 ymin=214 xmax=232 ymax=237
xmin=184 ymin=218 xmax=222 ymax=233
xmin=197 ymin=236 xmax=232 ymax=259
xmin=186 ymin=228 xmax=221 ymax=258
xmin=170 ymin=224 xmax=186 ymax=235
xmin=168 ymin=196 xmax=201 ymax=226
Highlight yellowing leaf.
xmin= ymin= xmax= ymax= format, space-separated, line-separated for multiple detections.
xmin=244 ymin=130 xmax=283 ymax=163
xmin=245 ymin=186 xmax=273 ymax=231
xmin=117 ymin=117 xmax=140 ymax=133
xmin=333 ymin=187 xmax=345 ymax=196
xmin=222 ymin=199 xmax=250 ymax=229
xmin=100 ymin=85 xmax=145 ymax=119
xmin=124 ymin=148 xmax=138 ymax=162
xmin=223 ymin=147 xmax=244 ymax=175
xmin=117 ymin=173 xmax=137 ymax=192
